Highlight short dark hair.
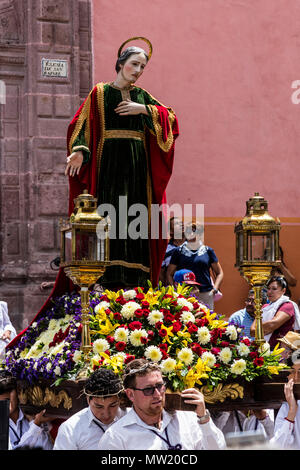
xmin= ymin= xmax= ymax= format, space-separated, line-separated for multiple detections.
xmin=115 ymin=46 xmax=148 ymax=73
xmin=84 ymin=368 xmax=123 ymax=398
xmin=0 ymin=369 xmax=17 ymax=394
xmin=266 ymin=275 xmax=287 ymax=290
xmin=123 ymin=359 xmax=161 ymax=389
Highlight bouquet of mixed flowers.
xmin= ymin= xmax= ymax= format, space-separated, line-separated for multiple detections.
xmin=5 ymin=283 xmax=287 ymax=391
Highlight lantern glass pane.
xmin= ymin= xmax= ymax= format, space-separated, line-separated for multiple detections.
xmin=75 ymin=231 xmax=98 ymax=261
xmin=238 ymin=232 xmax=244 ymax=263
xmin=248 ymin=233 xmax=274 ymax=261
xmin=64 ymin=230 xmax=72 ymax=262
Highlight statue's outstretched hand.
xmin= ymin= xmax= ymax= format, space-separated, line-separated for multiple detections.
xmin=65 ymin=151 xmax=83 ymax=177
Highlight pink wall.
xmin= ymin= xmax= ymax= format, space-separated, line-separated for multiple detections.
xmin=92 ymin=0 xmax=300 ymax=219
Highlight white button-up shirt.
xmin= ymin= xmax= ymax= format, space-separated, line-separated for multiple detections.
xmin=9 ymin=408 xmax=53 ymax=450
xmin=98 ymin=408 xmax=226 ymax=450
xmin=0 ymin=301 xmax=16 ymax=360
xmin=270 ymin=400 xmax=300 ymax=449
xmin=53 ymin=406 xmax=127 ymax=450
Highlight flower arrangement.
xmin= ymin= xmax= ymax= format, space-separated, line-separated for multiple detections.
xmin=5 ymin=283 xmax=287 ymax=391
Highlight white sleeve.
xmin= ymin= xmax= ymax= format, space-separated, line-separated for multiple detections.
xmin=196 ymin=418 xmax=226 ymax=450
xmin=53 ymin=421 xmax=78 ymax=450
xmin=270 ymin=403 xmax=295 ymax=449
xmin=15 ymin=422 xmax=53 ymax=450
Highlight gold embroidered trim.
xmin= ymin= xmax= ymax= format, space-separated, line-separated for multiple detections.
xmin=104 ymin=130 xmax=144 ymax=140
xmin=148 ymin=104 xmax=176 ymax=153
xmin=96 ymin=83 xmax=106 ymax=181
xmin=108 ymin=259 xmax=150 ymax=272
xmin=69 ymin=94 xmax=91 ymax=155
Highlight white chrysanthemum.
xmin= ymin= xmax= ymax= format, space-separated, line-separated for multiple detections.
xmin=230 ymin=359 xmax=246 ymax=375
xmin=121 ymin=301 xmax=141 ymax=320
xmin=145 ymin=346 xmax=162 ymax=362
xmin=31 ymin=322 xmax=37 ymax=328
xmin=123 ymin=289 xmax=137 ymax=300
xmin=148 ymin=309 xmax=164 ymax=326
xmin=93 ymin=338 xmax=110 ymax=354
xmin=201 ymin=351 xmax=216 ymax=368
xmin=46 ymin=362 xmax=52 ymax=372
xmin=160 ymin=357 xmax=177 ymax=373
xmin=94 ymin=301 xmax=110 ymax=314
xmin=180 ymin=311 xmax=196 ymax=324
xmin=114 ymin=327 xmax=129 ymax=343
xmin=54 ymin=366 xmax=61 ymax=376
xmin=177 ymin=297 xmax=194 ymax=311
xmin=218 ymin=347 xmax=232 ymax=364
xmin=259 ymin=342 xmax=271 ymax=356
xmin=197 ymin=326 xmax=211 ymax=345
xmin=73 ymin=350 xmax=83 ymax=364
xmin=225 ymin=325 xmax=238 ymax=341
xmin=177 ymin=347 xmax=194 ymax=365
xmin=237 ymin=343 xmax=250 ymax=357
xmin=129 ymin=329 xmax=148 ymax=347
xmin=48 ymin=319 xmax=57 ymax=330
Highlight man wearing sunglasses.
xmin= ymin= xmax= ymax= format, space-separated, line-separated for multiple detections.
xmin=98 ymin=359 xmax=225 ymax=450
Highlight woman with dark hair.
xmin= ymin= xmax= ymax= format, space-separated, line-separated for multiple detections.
xmin=65 ymin=39 xmax=179 ymax=289
xmin=250 ymin=276 xmax=300 ymax=349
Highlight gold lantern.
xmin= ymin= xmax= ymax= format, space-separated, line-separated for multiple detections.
xmin=234 ymin=193 xmax=281 ymax=345
xmin=60 ymin=190 xmax=111 ymax=377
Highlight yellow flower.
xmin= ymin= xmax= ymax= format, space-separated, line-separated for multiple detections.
xmin=183 ymin=357 xmax=210 ymax=388
xmin=160 ymin=324 xmax=174 ymax=344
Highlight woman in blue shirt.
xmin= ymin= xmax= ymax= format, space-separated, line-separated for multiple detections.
xmin=166 ymin=221 xmax=223 ymax=310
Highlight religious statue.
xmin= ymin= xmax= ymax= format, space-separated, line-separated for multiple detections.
xmin=65 ymin=37 xmax=179 ymax=289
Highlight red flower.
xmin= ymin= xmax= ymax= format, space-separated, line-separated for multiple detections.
xmin=116 ymin=296 xmax=127 ymax=305
xmin=136 ymin=293 xmax=145 ymax=300
xmin=115 ymin=341 xmax=126 ymax=351
xmin=191 ymin=343 xmax=204 ymax=356
xmin=214 ymin=363 xmax=221 ymax=368
xmin=164 ymin=312 xmax=175 ymax=323
xmin=106 ymin=336 xmax=115 ymax=344
xmin=172 ymin=321 xmax=182 ymax=333
xmin=158 ymin=328 xmax=168 ymax=338
xmin=241 ymin=338 xmax=251 ymax=346
xmin=141 ymin=301 xmax=150 ymax=308
xmin=147 ymin=330 xmax=154 ymax=339
xmin=181 ymin=306 xmax=190 ymax=312
xmin=211 ymin=347 xmax=221 ymax=355
xmin=140 ymin=336 xmax=148 ymax=345
xmin=142 ymin=309 xmax=150 ymax=318
xmin=113 ymin=312 xmax=122 ymax=321
xmin=220 ymin=341 xmax=230 ymax=348
xmin=253 ymin=357 xmax=264 ymax=367
xmin=159 ymin=343 xmax=168 ymax=352
xmin=196 ymin=317 xmax=209 ymax=327
xmin=187 ymin=322 xmax=198 ymax=334
xmin=134 ymin=309 xmax=144 ymax=318
xmin=124 ymin=354 xmax=135 ymax=364
xmin=155 ymin=321 xmax=163 ymax=329
xmin=128 ymin=321 xmax=142 ymax=330
xmin=250 ymin=351 xmax=258 ymax=359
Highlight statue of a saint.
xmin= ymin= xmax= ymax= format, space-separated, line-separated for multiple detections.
xmin=65 ymin=37 xmax=179 ymax=288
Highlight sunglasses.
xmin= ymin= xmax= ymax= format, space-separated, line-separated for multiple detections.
xmin=132 ymin=382 xmax=166 ymax=396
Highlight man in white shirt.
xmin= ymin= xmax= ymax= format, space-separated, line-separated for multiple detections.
xmin=54 ymin=368 xmax=127 ymax=450
xmin=0 ymin=370 xmax=53 ymax=450
xmin=98 ymin=359 xmax=226 ymax=450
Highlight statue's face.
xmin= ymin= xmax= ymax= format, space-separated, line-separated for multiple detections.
xmin=120 ymin=52 xmax=147 ymax=83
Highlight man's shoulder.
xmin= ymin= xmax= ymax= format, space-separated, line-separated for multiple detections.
xmin=58 ymin=407 xmax=89 ymax=430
